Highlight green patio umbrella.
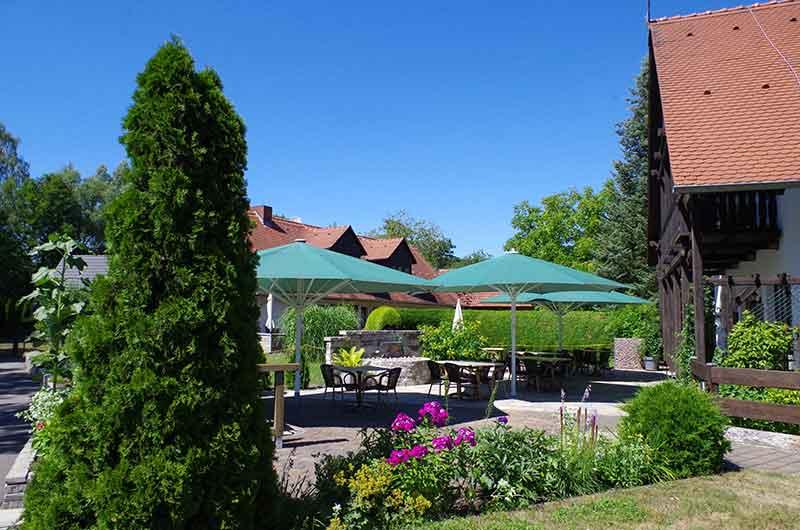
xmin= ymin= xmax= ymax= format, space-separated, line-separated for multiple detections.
xmin=481 ymin=290 xmax=650 ymax=353
xmin=433 ymin=251 xmax=625 ymax=396
xmin=257 ymin=241 xmax=433 ymax=395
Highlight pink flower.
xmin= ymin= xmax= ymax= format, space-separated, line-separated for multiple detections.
xmin=35 ymin=421 xmax=45 ymax=431
xmin=453 ymin=427 xmax=476 ymax=447
xmin=409 ymin=444 xmax=428 ymax=459
xmin=386 ymin=449 xmax=411 ymax=466
xmin=418 ymin=401 xmax=448 ymax=427
xmin=431 ymin=435 xmax=454 ymax=452
xmin=391 ymin=412 xmax=416 ymax=432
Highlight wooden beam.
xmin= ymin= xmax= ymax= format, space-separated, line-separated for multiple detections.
xmin=716 ymin=399 xmax=800 ymax=425
xmin=691 ymin=226 xmax=707 ymax=364
xmin=710 ymin=366 xmax=800 ymax=390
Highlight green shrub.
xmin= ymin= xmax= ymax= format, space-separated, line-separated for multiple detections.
xmin=365 ymin=305 xmax=402 ymax=330
xmin=400 ymin=308 xmax=612 ymax=350
xmin=619 ymin=381 xmax=730 ymax=478
xmin=721 ymin=311 xmax=794 ymax=370
xmin=21 ymin=39 xmax=276 ymax=529
xmin=281 ymin=304 xmax=359 ymax=359
xmin=603 ymin=304 xmax=662 ymax=361
xmin=419 ymin=320 xmax=488 ymax=360
xmin=717 ymin=312 xmax=799 ymax=434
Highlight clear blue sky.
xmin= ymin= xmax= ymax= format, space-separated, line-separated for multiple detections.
xmin=3 ymin=1 xmax=735 ymax=256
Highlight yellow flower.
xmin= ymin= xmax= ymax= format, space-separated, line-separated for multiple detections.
xmin=409 ymin=494 xmax=432 ymax=515
xmin=385 ymin=488 xmax=405 ymax=509
xmin=325 ymin=516 xmax=346 ymax=530
xmin=333 ymin=470 xmax=347 ymax=487
xmin=349 ymin=462 xmax=392 ymax=501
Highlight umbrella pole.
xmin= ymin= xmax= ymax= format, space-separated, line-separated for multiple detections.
xmin=511 ymin=293 xmax=518 ymax=397
xmin=558 ymin=313 xmax=564 ymax=353
xmin=293 ymin=307 xmax=304 ymax=397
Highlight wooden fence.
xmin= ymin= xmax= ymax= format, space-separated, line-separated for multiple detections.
xmin=690 ymin=274 xmax=800 ymax=425
xmin=691 ymin=359 xmax=800 ymax=424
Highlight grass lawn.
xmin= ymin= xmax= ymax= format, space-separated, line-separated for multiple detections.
xmin=262 ymin=352 xmax=324 ymax=388
xmin=413 ymin=471 xmax=800 ymax=530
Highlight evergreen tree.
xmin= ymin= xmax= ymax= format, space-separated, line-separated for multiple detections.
xmin=22 ymin=38 xmax=276 ymax=529
xmin=595 ymin=59 xmax=655 ymax=297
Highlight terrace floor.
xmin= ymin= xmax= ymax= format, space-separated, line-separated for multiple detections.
xmin=266 ymin=369 xmax=668 ymax=485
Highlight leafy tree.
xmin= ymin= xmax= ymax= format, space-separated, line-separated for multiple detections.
xmin=22 ymin=38 xmax=276 ymax=529
xmin=594 ymin=60 xmax=654 ymax=296
xmin=0 ymin=122 xmax=30 ymax=186
xmin=371 ymin=210 xmax=456 ymax=269
xmin=505 ymin=187 xmax=609 ymax=272
xmin=449 ymin=249 xmax=491 ymax=269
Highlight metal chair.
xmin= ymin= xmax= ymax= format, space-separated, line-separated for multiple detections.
xmin=320 ymin=364 xmax=355 ymax=400
xmin=364 ymin=367 xmax=402 ymax=403
xmin=427 ymin=360 xmax=445 ymax=396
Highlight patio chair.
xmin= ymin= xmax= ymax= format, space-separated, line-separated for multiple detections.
xmin=427 ymin=360 xmax=446 ymax=396
xmin=443 ymin=363 xmax=484 ymax=399
xmin=320 ymin=364 xmax=356 ymax=400
xmin=489 ymin=363 xmax=509 ymax=397
xmin=364 ymin=367 xmax=402 ymax=404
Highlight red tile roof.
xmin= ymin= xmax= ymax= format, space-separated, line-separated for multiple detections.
xmin=650 ymin=0 xmax=800 ymax=189
xmin=358 ymin=236 xmax=408 ymax=261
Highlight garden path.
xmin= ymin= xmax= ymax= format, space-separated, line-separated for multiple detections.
xmin=0 ymin=358 xmax=37 ymax=494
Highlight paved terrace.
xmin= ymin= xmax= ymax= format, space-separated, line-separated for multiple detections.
xmin=267 ymin=369 xmax=668 ymax=485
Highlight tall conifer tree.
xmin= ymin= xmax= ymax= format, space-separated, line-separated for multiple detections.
xmin=595 ymin=60 xmax=655 ymax=297
xmin=22 ymin=38 xmax=276 ymax=529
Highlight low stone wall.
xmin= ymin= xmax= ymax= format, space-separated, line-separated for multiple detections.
xmin=2 ymin=438 xmax=33 ymax=509
xmin=324 ymin=330 xmax=428 ymax=384
xmin=614 ymin=338 xmax=643 ymax=370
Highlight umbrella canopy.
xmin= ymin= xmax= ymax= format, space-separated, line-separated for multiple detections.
xmin=481 ymin=290 xmax=649 ymax=307
xmin=452 ymin=297 xmax=464 ymax=330
xmin=257 ymin=241 xmax=433 ymax=395
xmin=481 ymin=290 xmax=650 ymax=352
xmin=433 ymin=252 xmax=626 ymax=396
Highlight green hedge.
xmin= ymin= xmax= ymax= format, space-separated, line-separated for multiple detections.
xmin=364 ymin=305 xmax=402 ymax=330
xmin=399 ymin=307 xmax=612 ymax=350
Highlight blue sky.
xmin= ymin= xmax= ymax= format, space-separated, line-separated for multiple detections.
xmin=3 ymin=1 xmax=736 ymax=256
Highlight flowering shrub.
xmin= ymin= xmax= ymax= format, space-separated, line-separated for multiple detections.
xmin=17 ymin=386 xmax=70 ymax=457
xmin=314 ymin=399 xmax=671 ymax=529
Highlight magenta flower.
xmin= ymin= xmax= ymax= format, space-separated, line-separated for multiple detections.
xmin=409 ymin=444 xmax=428 ymax=459
xmin=418 ymin=401 xmax=448 ymax=427
xmin=454 ymin=427 xmax=476 ymax=447
xmin=496 ymin=416 xmax=509 ymax=425
xmin=391 ymin=412 xmax=416 ymax=432
xmin=431 ymin=435 xmax=454 ymax=452
xmin=386 ymin=448 xmax=411 ymax=467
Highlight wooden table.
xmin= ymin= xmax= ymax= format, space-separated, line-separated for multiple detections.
xmin=333 ymin=365 xmax=386 ymax=408
xmin=256 ymin=363 xmax=299 ymax=449
xmin=518 ymin=355 xmax=571 ymax=392
xmin=436 ymin=360 xmax=505 ymax=399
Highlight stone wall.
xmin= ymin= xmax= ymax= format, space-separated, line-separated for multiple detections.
xmin=324 ymin=330 xmax=429 ymax=385
xmin=614 ymin=338 xmax=643 ymax=370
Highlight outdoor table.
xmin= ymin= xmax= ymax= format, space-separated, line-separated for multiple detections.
xmin=518 ymin=355 xmax=571 ymax=392
xmin=256 ymin=362 xmax=300 ymax=449
xmin=333 ymin=365 xmax=385 ymax=408
xmin=436 ymin=360 xmax=506 ymax=399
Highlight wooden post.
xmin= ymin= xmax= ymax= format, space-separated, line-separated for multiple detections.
xmin=691 ymin=227 xmax=707 ymax=364
xmin=274 ymin=370 xmax=285 ymax=449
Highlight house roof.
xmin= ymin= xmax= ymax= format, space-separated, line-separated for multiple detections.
xmin=650 ymin=0 xmax=800 ymax=189
xmin=358 ymin=237 xmax=410 ymax=261
xmin=61 ymin=255 xmax=109 ymax=287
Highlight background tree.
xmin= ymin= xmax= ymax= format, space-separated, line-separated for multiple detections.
xmin=22 ymin=38 xmax=276 ymax=529
xmin=594 ymin=60 xmax=654 ymax=297
xmin=505 ymin=186 xmax=609 ymax=272
xmin=371 ymin=210 xmax=456 ymax=269
xmin=0 ymin=122 xmax=30 ymax=186
xmin=448 ymin=249 xmax=491 ymax=269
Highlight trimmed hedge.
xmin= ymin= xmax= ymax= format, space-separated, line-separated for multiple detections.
xmin=398 ymin=307 xmax=612 ymax=350
xmin=364 ymin=305 xmax=402 ymax=330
